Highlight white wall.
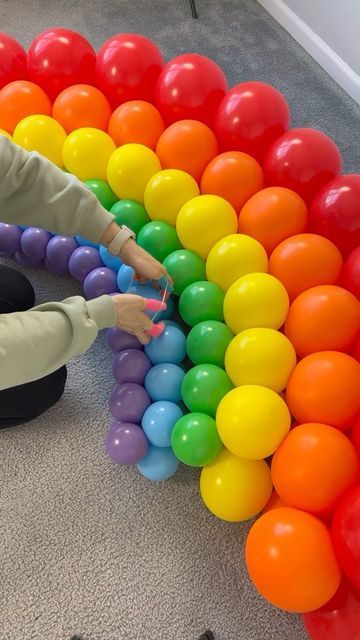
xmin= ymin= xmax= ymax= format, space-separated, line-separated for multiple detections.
xmin=285 ymin=0 xmax=360 ymax=75
xmin=257 ymin=0 xmax=360 ymax=103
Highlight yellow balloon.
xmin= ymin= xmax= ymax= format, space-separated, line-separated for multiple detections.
xmin=216 ymin=385 xmax=291 ymax=460
xmin=206 ymin=234 xmax=268 ymax=292
xmin=63 ymin=127 xmax=116 ymax=180
xmin=176 ymin=195 xmax=238 ymax=259
xmin=0 ymin=128 xmax=12 ymax=140
xmin=225 ymin=328 xmax=296 ymax=392
xmin=144 ymin=169 xmax=200 ymax=226
xmin=224 ymin=272 xmax=289 ymax=334
xmin=107 ymin=143 xmax=161 ymax=203
xmin=13 ymin=115 xmax=66 ymax=167
xmin=200 ymin=448 xmax=273 ymax=522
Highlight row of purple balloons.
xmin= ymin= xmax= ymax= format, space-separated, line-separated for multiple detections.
xmin=0 ymin=221 xmax=183 ymax=480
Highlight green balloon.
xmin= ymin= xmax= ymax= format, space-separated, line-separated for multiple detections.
xmin=181 ymin=364 xmax=233 ymax=417
xmin=110 ymin=199 xmax=150 ymax=235
xmin=137 ymin=221 xmax=182 ymax=262
xmin=163 ymin=250 xmax=206 ymax=296
xmin=171 ymin=412 xmax=222 ymax=467
xmin=186 ymin=321 xmax=233 ymax=367
xmin=84 ymin=179 xmax=118 ymax=211
xmin=179 ymin=281 xmax=224 ymax=326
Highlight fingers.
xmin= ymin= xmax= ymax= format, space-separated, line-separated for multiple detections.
xmin=144 ymin=298 xmax=167 ymax=312
xmin=137 ymin=330 xmax=151 ymax=345
xmin=147 ymin=322 xmax=165 ymax=338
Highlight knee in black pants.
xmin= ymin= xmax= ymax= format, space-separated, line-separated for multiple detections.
xmin=0 ymin=264 xmax=35 ymax=313
xmin=0 ymin=365 xmax=68 ymax=429
xmin=0 ymin=263 xmax=66 ymax=428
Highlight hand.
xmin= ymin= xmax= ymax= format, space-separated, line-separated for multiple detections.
xmin=119 ymin=238 xmax=171 ymax=284
xmin=112 ymin=293 xmax=154 ymax=345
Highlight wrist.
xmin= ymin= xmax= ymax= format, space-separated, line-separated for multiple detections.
xmin=99 ymin=221 xmax=121 ymax=247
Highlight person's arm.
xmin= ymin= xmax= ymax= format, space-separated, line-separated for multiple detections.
xmin=0 ymin=292 xmax=156 ymax=391
xmin=0 ymin=295 xmax=117 ymax=390
xmin=0 ymin=136 xmax=114 ymax=242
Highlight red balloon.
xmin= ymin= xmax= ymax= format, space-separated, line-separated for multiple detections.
xmin=332 ymin=485 xmax=360 ymax=591
xmin=214 ymin=81 xmax=290 ymax=162
xmin=263 ymin=128 xmax=342 ymax=205
xmin=27 ymin=29 xmax=96 ymax=100
xmin=303 ymin=578 xmax=360 ymax=640
xmin=342 ymin=247 xmax=360 ymax=299
xmin=96 ymin=34 xmax=163 ymax=108
xmin=351 ymin=334 xmax=360 ymax=363
xmin=350 ymin=416 xmax=360 ymax=460
xmin=309 ymin=176 xmax=360 ymax=257
xmin=0 ymin=32 xmax=27 ymax=88
xmin=155 ymin=53 xmax=227 ymax=128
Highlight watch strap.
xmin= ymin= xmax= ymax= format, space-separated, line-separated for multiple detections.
xmin=107 ymin=227 xmax=135 ymax=256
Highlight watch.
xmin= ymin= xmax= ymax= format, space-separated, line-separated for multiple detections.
xmin=107 ymin=226 xmax=136 ymax=256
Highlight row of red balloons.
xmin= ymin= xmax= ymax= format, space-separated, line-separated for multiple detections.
xmin=0 ymin=28 xmax=359 ymax=260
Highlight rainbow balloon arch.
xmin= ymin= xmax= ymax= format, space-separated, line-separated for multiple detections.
xmin=0 ymin=28 xmax=360 ymax=639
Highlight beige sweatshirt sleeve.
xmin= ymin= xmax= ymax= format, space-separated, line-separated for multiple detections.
xmin=0 ymin=138 xmax=118 ymax=391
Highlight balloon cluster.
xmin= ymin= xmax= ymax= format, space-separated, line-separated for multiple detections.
xmin=0 ymin=28 xmax=360 ymax=636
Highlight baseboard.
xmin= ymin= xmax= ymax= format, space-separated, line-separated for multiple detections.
xmin=257 ymin=0 xmax=360 ymax=104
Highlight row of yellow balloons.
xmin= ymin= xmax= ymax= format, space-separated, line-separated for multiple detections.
xmin=2 ymin=116 xmax=298 ymax=525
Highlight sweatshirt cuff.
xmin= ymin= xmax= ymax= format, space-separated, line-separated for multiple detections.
xmin=86 ymin=295 xmax=117 ymax=330
xmin=78 ymin=199 xmax=115 ymax=243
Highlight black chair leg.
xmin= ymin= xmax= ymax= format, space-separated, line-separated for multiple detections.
xmin=189 ymin=0 xmax=198 ymax=18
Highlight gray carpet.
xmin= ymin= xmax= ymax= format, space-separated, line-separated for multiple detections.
xmin=0 ymin=1 xmax=359 ymax=639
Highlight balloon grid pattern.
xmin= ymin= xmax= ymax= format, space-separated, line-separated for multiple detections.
xmin=0 ymin=29 xmax=360 ymax=635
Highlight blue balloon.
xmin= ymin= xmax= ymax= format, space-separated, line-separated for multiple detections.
xmin=75 ymin=235 xmax=99 ymax=249
xmin=145 ymin=322 xmax=186 ymax=364
xmin=141 ymin=401 xmax=183 ymax=447
xmin=129 ymin=282 xmax=174 ymax=321
xmin=144 ymin=363 xmax=185 ymax=403
xmin=137 ymin=444 xmax=179 ymax=481
xmin=99 ymin=245 xmax=122 ymax=272
xmin=117 ymin=264 xmax=135 ymax=292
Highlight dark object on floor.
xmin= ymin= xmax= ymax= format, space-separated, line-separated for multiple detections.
xmin=198 ymin=631 xmax=214 ymax=640
xmin=189 ymin=0 xmax=198 ymax=19
xmin=0 ymin=264 xmax=67 ymax=429
xmin=70 ymin=636 xmax=83 ymax=640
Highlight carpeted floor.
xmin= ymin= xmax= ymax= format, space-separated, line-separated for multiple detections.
xmin=0 ymin=1 xmax=359 ymax=639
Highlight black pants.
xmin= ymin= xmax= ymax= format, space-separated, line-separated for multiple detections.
xmin=0 ymin=265 xmax=67 ymax=429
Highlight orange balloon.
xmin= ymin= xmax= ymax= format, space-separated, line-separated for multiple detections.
xmin=351 ymin=333 xmax=360 ymax=362
xmin=108 ymin=100 xmax=165 ymax=149
xmin=156 ymin=119 xmax=218 ymax=182
xmin=239 ymin=187 xmax=308 ymax=255
xmin=286 ymin=352 xmax=360 ymax=431
xmin=285 ymin=285 xmax=360 ymax=357
xmin=0 ymin=80 xmax=52 ymax=134
xmin=269 ymin=234 xmax=343 ymax=301
xmin=272 ymin=423 xmax=359 ymax=514
xmin=350 ymin=415 xmax=360 ymax=460
xmin=52 ymin=84 xmax=111 ymax=133
xmin=262 ymin=490 xmax=286 ymax=513
xmin=246 ymin=507 xmax=341 ymax=612
xmin=200 ymin=151 xmax=263 ymax=212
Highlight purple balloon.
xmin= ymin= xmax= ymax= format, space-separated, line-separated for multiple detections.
xmin=112 ymin=349 xmax=152 ymax=385
xmin=106 ymin=421 xmax=148 ymax=465
xmin=106 ymin=327 xmax=143 ymax=353
xmin=109 ymin=383 xmax=151 ymax=422
xmin=68 ymin=246 xmax=102 ymax=282
xmin=83 ymin=267 xmax=118 ymax=299
xmin=15 ymin=250 xmax=42 ymax=268
xmin=0 ymin=223 xmax=22 ymax=255
xmin=46 ymin=235 xmax=78 ymax=275
xmin=20 ymin=227 xmax=52 ymax=260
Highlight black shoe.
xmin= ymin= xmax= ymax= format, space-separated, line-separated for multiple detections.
xmin=198 ymin=632 xmax=214 ymax=640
